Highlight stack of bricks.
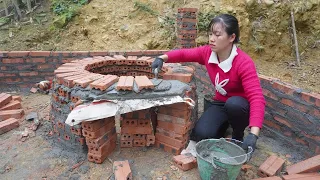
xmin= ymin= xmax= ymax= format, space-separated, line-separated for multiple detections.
xmin=82 ymin=117 xmax=117 ymax=164
xmin=0 ymin=93 xmax=23 ymax=135
xmin=120 ymin=109 xmax=155 ymax=148
xmin=155 ymin=102 xmax=193 ymax=155
xmin=176 ymin=8 xmax=198 ymax=49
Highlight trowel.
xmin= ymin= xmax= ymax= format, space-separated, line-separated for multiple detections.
xmin=152 ymin=68 xmax=163 ymax=86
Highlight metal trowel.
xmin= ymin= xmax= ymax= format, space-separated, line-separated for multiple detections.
xmin=152 ymin=68 xmax=163 ymax=86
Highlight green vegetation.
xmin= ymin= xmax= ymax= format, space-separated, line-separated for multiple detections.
xmin=51 ymin=0 xmax=88 ymax=28
xmin=197 ymin=11 xmax=218 ymax=32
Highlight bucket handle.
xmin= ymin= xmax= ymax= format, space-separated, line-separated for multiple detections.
xmin=211 ymin=138 xmax=254 ymax=167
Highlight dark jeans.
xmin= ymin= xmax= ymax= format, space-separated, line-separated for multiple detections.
xmin=191 ymin=96 xmax=250 ymax=142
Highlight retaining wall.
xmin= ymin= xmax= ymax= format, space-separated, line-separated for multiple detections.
xmin=0 ymin=50 xmax=319 ymax=157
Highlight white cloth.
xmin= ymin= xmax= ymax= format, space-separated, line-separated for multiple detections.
xmin=208 ymin=44 xmax=238 ymax=73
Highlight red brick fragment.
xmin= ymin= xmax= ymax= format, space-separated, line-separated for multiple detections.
xmin=0 ymin=93 xmax=12 ymax=108
xmin=282 ymin=173 xmax=320 ymax=180
xmin=286 ymin=155 xmax=320 ymax=174
xmin=146 ymin=135 xmax=155 ymax=146
xmin=0 ymin=109 xmax=24 ymax=121
xmin=173 ymin=154 xmax=197 ymax=171
xmin=113 ymin=160 xmax=133 ymax=180
xmin=116 ymin=76 xmax=134 ymax=91
xmin=258 ymin=155 xmax=285 ymax=177
xmin=0 ymin=118 xmax=19 ymax=135
xmin=134 ymin=76 xmax=154 ymax=90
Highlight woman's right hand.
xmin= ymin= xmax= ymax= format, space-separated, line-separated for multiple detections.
xmin=151 ymin=57 xmax=164 ymax=73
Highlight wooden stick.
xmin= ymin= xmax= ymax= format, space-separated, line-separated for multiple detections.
xmin=290 ymin=10 xmax=301 ymax=66
xmin=3 ymin=0 xmax=9 ymax=16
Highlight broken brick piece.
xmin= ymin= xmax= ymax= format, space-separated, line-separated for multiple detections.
xmin=0 ymin=93 xmax=12 ymax=108
xmin=116 ymin=76 xmax=134 ymax=91
xmin=0 ymin=109 xmax=24 ymax=122
xmin=146 ymin=135 xmax=155 ymax=146
xmin=0 ymin=100 xmax=22 ymax=111
xmin=258 ymin=155 xmax=285 ymax=177
xmin=0 ymin=118 xmax=19 ymax=135
xmin=134 ymin=76 xmax=154 ymax=90
xmin=173 ymin=154 xmax=197 ymax=171
xmin=286 ymin=154 xmax=320 ymax=174
xmin=113 ymin=160 xmax=133 ymax=180
xmin=282 ymin=173 xmax=320 ymax=180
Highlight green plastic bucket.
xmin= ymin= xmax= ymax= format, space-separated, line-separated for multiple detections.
xmin=195 ymin=138 xmax=252 ymax=180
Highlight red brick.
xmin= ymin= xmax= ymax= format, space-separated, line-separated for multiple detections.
xmin=0 ymin=93 xmax=12 ymax=108
xmin=157 ymin=121 xmax=191 ymax=135
xmin=121 ymin=126 xmax=153 ymax=135
xmin=63 ymin=74 xmax=89 ymax=88
xmin=133 ymin=139 xmax=146 ymax=147
xmin=25 ymin=58 xmax=46 ymax=63
xmin=116 ymin=76 xmax=134 ymax=91
xmin=146 ymin=135 xmax=155 ymax=146
xmin=113 ymin=160 xmax=133 ymax=180
xmin=0 ymin=100 xmax=22 ymax=111
xmin=121 ymin=133 xmax=134 ymax=141
xmin=120 ymin=140 xmax=133 ymax=148
xmin=173 ymin=154 xmax=197 ymax=171
xmin=163 ymin=72 xmax=193 ymax=83
xmin=286 ymin=155 xmax=320 ymax=174
xmin=126 ymin=50 xmax=143 ymax=56
xmin=0 ymin=109 xmax=24 ymax=122
xmin=122 ymin=109 xmax=150 ymax=119
xmin=2 ymin=58 xmax=24 ymax=63
xmin=89 ymin=51 xmax=108 ymax=56
xmin=7 ymin=51 xmax=30 ymax=57
xmin=158 ymin=106 xmax=191 ymax=119
xmin=88 ymin=133 xmax=116 ymax=155
xmin=273 ymin=115 xmax=292 ymax=128
xmin=86 ymin=127 xmax=116 ymax=148
xmin=253 ymin=177 xmax=282 ymax=180
xmin=12 ymin=96 xmax=22 ymax=102
xmin=71 ymin=51 xmax=89 ymax=56
xmin=280 ymin=99 xmax=309 ymax=113
xmin=55 ymin=71 xmax=85 ymax=84
xmin=157 ymin=113 xmax=189 ymax=125
xmin=258 ymin=155 xmax=285 ymax=177
xmin=37 ymin=64 xmax=53 ymax=70
xmin=90 ymin=75 xmax=119 ymax=91
xmin=88 ymin=135 xmax=116 ymax=164
xmin=155 ymin=133 xmax=187 ymax=149
xmin=70 ymin=126 xmax=82 ymax=136
xmin=155 ymin=140 xmax=183 ymax=155
xmin=0 ymin=118 xmax=19 ymax=135
xmin=272 ymin=81 xmax=299 ymax=95
xmin=134 ymin=76 xmax=154 ymax=90
xmin=137 ymin=119 xmax=151 ymax=127
xmin=156 ymin=128 xmax=189 ymax=141
xmin=82 ymin=119 xmax=115 ymax=138
xmin=263 ymin=89 xmax=279 ymax=101
xmin=282 ymin=173 xmax=320 ymax=180
xmin=19 ymin=71 xmax=38 ymax=76
xmin=29 ymin=51 xmax=51 ymax=56
xmin=121 ymin=119 xmax=138 ymax=127
xmin=73 ymin=74 xmax=105 ymax=88
xmin=295 ymin=137 xmax=309 ymax=146
xmin=56 ymin=121 xmax=65 ymax=130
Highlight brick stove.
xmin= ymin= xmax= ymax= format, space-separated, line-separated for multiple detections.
xmin=50 ymin=55 xmax=198 ymax=164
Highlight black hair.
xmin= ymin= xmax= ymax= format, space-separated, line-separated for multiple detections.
xmin=208 ymin=14 xmax=240 ymax=43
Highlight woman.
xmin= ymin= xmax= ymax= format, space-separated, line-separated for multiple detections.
xmin=151 ymin=14 xmax=265 ymax=153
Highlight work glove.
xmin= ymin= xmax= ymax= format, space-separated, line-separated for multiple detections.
xmin=151 ymin=57 xmax=164 ymax=73
xmin=241 ymin=133 xmax=258 ymax=153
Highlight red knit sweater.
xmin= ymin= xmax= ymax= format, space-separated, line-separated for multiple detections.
xmin=166 ymin=45 xmax=266 ymax=128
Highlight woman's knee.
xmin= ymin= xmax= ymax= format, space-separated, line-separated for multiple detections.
xmin=225 ymin=96 xmax=249 ymax=113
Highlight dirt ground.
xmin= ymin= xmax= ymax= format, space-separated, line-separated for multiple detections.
xmin=0 ymin=92 xmax=306 ymax=180
xmin=0 ymin=0 xmax=320 ymax=93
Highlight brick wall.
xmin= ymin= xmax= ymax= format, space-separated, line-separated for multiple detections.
xmin=1 ymin=50 xmax=319 ymax=156
xmin=0 ymin=50 xmax=168 ymax=89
